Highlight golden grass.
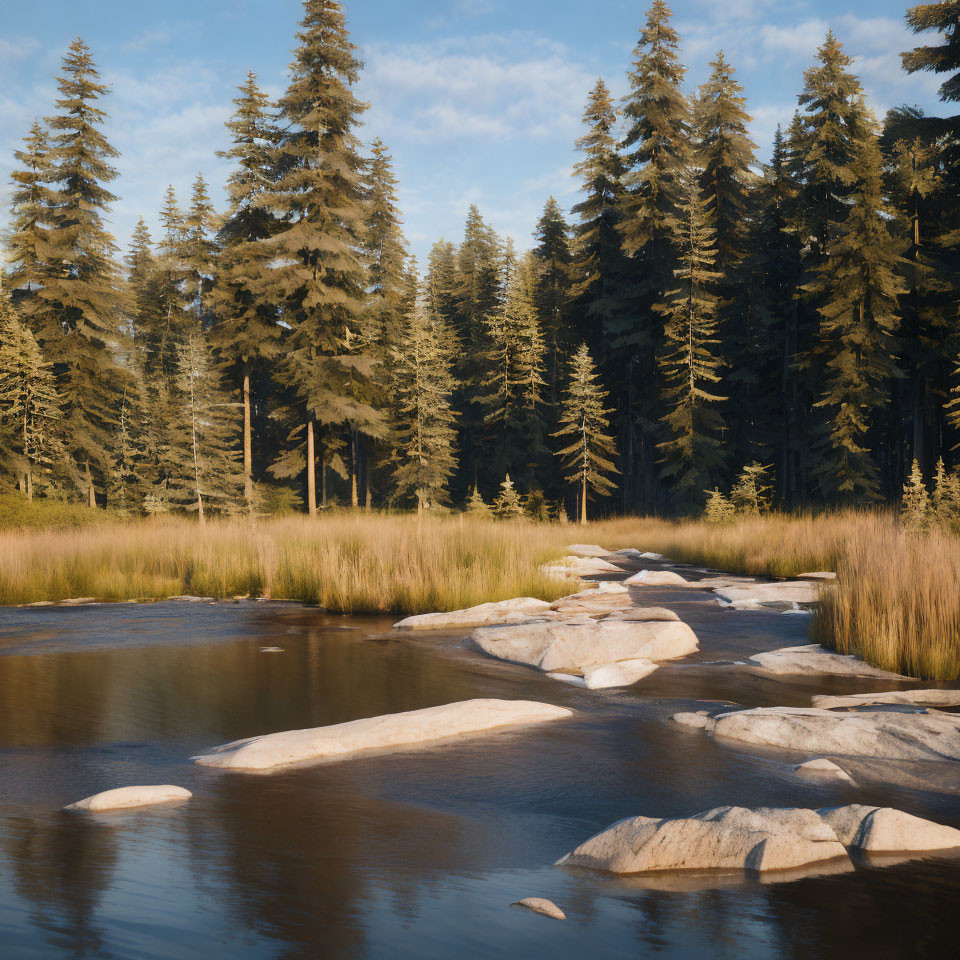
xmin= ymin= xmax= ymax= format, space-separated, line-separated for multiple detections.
xmin=1 ymin=508 xmax=958 ymax=681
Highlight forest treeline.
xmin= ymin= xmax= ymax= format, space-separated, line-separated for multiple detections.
xmin=1 ymin=0 xmax=959 ymax=520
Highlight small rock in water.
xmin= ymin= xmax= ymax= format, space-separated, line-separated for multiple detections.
xmin=511 ymin=898 xmax=566 ymax=920
xmin=64 ymin=785 xmax=192 ymax=813
xmin=583 ymin=659 xmax=658 ymax=689
xmin=672 ymin=711 xmax=712 ymax=729
xmin=819 ymin=805 xmax=960 ymax=854
xmin=625 ymin=570 xmax=689 ymax=587
xmin=745 ymin=644 xmax=910 ymax=679
xmin=260 ymin=646 xmax=285 ymax=654
xmin=794 ymin=758 xmax=856 ymax=785
xmin=57 ymin=598 xmax=98 ymax=606
xmin=546 ymin=672 xmax=586 ymax=687
xmin=394 ymin=597 xmax=552 ymax=630
xmin=798 ymin=572 xmax=837 ymax=581
xmin=639 ymin=552 xmax=664 ymax=560
xmin=812 ymin=689 xmax=960 ymax=711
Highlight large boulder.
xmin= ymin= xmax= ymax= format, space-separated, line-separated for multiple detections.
xmin=64 ymin=785 xmax=192 ymax=812
xmin=625 ymin=570 xmax=690 ymax=587
xmin=818 ymin=805 xmax=960 ymax=854
xmin=714 ymin=582 xmax=821 ymax=605
xmin=707 ymin=706 xmax=960 ymax=762
xmin=812 ymin=689 xmax=960 ymax=710
xmin=194 ymin=699 xmax=573 ymax=772
xmin=394 ymin=598 xmax=552 ymax=630
xmin=557 ymin=806 xmax=849 ymax=874
xmin=471 ymin=620 xmax=699 ymax=673
xmin=582 ymin=659 xmax=659 ymax=689
xmin=745 ymin=644 xmax=909 ymax=679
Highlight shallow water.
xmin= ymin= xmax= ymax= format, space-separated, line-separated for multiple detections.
xmin=1 ymin=588 xmax=959 ymax=959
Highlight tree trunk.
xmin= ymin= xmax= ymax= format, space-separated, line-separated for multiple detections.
xmin=86 ymin=461 xmax=97 ymax=509
xmin=243 ymin=373 xmax=253 ymax=511
xmin=350 ymin=429 xmax=359 ymax=508
xmin=26 ymin=469 xmax=33 ymax=503
xmin=306 ymin=420 xmax=317 ymax=517
xmin=580 ymin=477 xmax=588 ymax=525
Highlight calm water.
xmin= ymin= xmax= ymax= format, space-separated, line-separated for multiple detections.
xmin=1 ymin=587 xmax=959 ymax=959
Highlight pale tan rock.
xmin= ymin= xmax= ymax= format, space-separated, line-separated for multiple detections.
xmin=798 ymin=572 xmax=837 ymax=581
xmin=566 ymin=544 xmax=613 ymax=558
xmin=471 ymin=620 xmax=699 ymax=673
xmin=543 ymin=556 xmax=622 ymax=578
xmin=745 ymin=644 xmax=909 ymax=679
xmin=64 ymin=785 xmax=192 ymax=812
xmin=672 ymin=711 xmax=712 ymax=729
xmin=794 ymin=759 xmax=856 ymax=784
xmin=546 ymin=672 xmax=586 ymax=687
xmin=557 ymin=806 xmax=849 ymax=874
xmin=583 ymin=659 xmax=658 ymax=689
xmin=625 ymin=570 xmax=690 ymax=587
xmin=605 ymin=607 xmax=681 ymax=623
xmin=511 ymin=898 xmax=566 ymax=920
xmin=818 ymin=805 xmax=960 ymax=853
xmin=194 ymin=699 xmax=573 ymax=772
xmin=714 ymin=582 xmax=821 ymax=605
xmin=394 ymin=598 xmax=552 ymax=630
xmin=708 ymin=706 xmax=960 ymax=761
xmin=812 ymin=689 xmax=960 ymax=710
xmin=549 ymin=588 xmax=632 ymax=616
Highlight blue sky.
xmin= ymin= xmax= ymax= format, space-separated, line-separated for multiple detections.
xmin=0 ymin=0 xmax=946 ymax=266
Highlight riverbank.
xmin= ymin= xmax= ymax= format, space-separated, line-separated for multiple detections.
xmin=0 ymin=510 xmax=958 ymax=680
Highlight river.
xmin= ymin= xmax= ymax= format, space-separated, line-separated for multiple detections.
xmin=0 ymin=583 xmax=958 ymax=959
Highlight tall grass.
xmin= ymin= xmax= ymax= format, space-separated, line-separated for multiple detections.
xmin=1 ymin=508 xmax=958 ymax=680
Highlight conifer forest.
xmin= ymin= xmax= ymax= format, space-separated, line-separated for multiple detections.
xmin=2 ymin=0 xmax=960 ymax=523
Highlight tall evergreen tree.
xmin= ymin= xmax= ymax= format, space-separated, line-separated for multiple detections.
xmin=182 ymin=172 xmax=219 ymax=325
xmin=39 ymin=39 xmax=123 ymax=506
xmin=532 ymin=196 xmax=573 ymax=402
xmin=425 ymin=240 xmax=459 ymax=328
xmin=259 ymin=0 xmax=382 ymax=514
xmin=554 ymin=343 xmax=619 ymax=523
xmin=656 ymin=170 xmax=726 ymax=511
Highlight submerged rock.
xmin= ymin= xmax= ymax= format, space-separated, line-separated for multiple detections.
xmin=713 ymin=582 xmax=821 ymax=605
xmin=471 ymin=619 xmax=698 ymax=673
xmin=583 ymin=659 xmax=659 ymax=689
xmin=511 ymin=898 xmax=566 ymax=920
xmin=745 ymin=644 xmax=909 ymax=679
xmin=194 ymin=699 xmax=573 ymax=772
xmin=625 ymin=570 xmax=690 ymax=587
xmin=64 ymin=785 xmax=192 ymax=812
xmin=818 ymin=805 xmax=960 ymax=853
xmin=557 ymin=806 xmax=849 ymax=874
xmin=393 ymin=598 xmax=552 ymax=630
xmin=707 ymin=706 xmax=960 ymax=762
xmin=812 ymin=689 xmax=960 ymax=711
xmin=794 ymin=759 xmax=856 ymax=785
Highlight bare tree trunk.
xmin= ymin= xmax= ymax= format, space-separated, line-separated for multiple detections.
xmin=189 ymin=388 xmax=204 ymax=525
xmin=350 ymin=429 xmax=359 ymax=508
xmin=243 ymin=373 xmax=253 ymax=511
xmin=581 ymin=477 xmax=588 ymax=525
xmin=26 ymin=469 xmax=33 ymax=502
xmin=306 ymin=420 xmax=317 ymax=517
xmin=86 ymin=461 xmax=97 ymax=509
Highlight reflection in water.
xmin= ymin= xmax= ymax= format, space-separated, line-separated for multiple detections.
xmin=0 ymin=598 xmax=959 ymax=958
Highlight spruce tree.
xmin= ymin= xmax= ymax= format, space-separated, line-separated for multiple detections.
xmin=901 ymin=458 xmax=931 ymax=530
xmin=109 ymin=349 xmax=157 ymax=515
xmin=0 ymin=280 xmax=62 ymax=499
xmin=655 ymin=169 xmax=726 ymax=511
xmin=182 ymin=173 xmax=219 ymax=325
xmin=493 ymin=474 xmax=524 ymax=520
xmin=259 ymin=0 xmax=382 ymax=514
xmin=210 ymin=71 xmax=282 ymax=509
xmin=554 ymin=344 xmax=619 ymax=523
xmin=34 ymin=39 xmax=123 ymax=505
xmin=426 ymin=240 xmax=459 ymax=328
xmin=465 ymin=486 xmax=491 ymax=517
xmin=532 ymin=197 xmax=572 ymax=401
xmin=903 ymin=2 xmax=960 ymax=105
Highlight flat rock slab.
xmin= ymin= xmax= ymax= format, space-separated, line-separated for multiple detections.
xmin=714 ymin=582 xmax=822 ymax=605
xmin=625 ymin=570 xmax=690 ymax=587
xmin=558 ymin=806 xmax=849 ymax=874
xmin=583 ymin=659 xmax=659 ymax=689
xmin=813 ymin=689 xmax=960 ymax=710
xmin=746 ymin=644 xmax=910 ymax=680
xmin=566 ymin=544 xmax=613 ymax=558
xmin=549 ymin=589 xmax=633 ymax=616
xmin=64 ymin=785 xmax=192 ymax=812
xmin=707 ymin=706 xmax=960 ymax=762
xmin=794 ymin=759 xmax=856 ymax=784
xmin=819 ymin=804 xmax=960 ymax=853
xmin=394 ymin=598 xmax=551 ymax=630
xmin=542 ymin=557 xmax=623 ymax=579
xmin=511 ymin=898 xmax=566 ymax=920
xmin=194 ymin=699 xmax=573 ymax=772
xmin=798 ymin=572 xmax=837 ymax=581
xmin=471 ymin=620 xmax=699 ymax=673
xmin=605 ymin=607 xmax=680 ymax=623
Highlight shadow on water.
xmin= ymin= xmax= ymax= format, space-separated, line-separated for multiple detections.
xmin=0 ymin=599 xmax=959 ymax=958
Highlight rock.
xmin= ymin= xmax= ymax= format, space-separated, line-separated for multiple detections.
xmin=686 ymin=576 xmax=759 ymax=590
xmin=566 ymin=544 xmax=612 ymax=558
xmin=583 ymin=659 xmax=658 ymax=689
xmin=707 ymin=706 xmax=960 ymax=762
xmin=596 ymin=581 xmax=630 ymax=594
xmin=794 ymin=759 xmax=856 ymax=785
xmin=718 ymin=599 xmax=765 ymax=611
xmin=625 ymin=570 xmax=690 ymax=587
xmin=672 ymin=711 xmax=712 ymax=730
xmin=812 ymin=689 xmax=960 ymax=711
xmin=557 ymin=806 xmax=849 ymax=874
xmin=640 ymin=552 xmax=664 ymax=560
xmin=471 ymin=620 xmax=699 ymax=673
xmin=170 ymin=595 xmax=215 ymax=602
xmin=613 ymin=548 xmax=644 ymax=558
xmin=394 ymin=598 xmax=552 ymax=630
xmin=64 ymin=785 xmax=192 ymax=812
xmin=818 ymin=805 xmax=960 ymax=854
xmin=798 ymin=572 xmax=837 ymax=581
xmin=194 ymin=699 xmax=573 ymax=772
xmin=547 ymin=672 xmax=586 ymax=687
xmin=511 ymin=898 xmax=566 ymax=920
xmin=549 ymin=588 xmax=632 ymax=617
xmin=745 ymin=644 xmax=910 ymax=679
xmin=713 ymin=582 xmax=821 ymax=605
xmin=542 ymin=556 xmax=623 ymax=579
xmin=57 ymin=598 xmax=98 ymax=606
xmin=260 ymin=647 xmax=285 ymax=653
xmin=604 ymin=607 xmax=681 ymax=623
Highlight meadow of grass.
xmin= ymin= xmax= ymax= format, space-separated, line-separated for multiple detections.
xmin=1 ymin=505 xmax=958 ymax=681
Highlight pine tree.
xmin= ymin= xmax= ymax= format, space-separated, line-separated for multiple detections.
xmin=554 ymin=344 xmax=619 ymax=524
xmin=259 ymin=0 xmax=382 ymax=515
xmin=34 ymin=39 xmax=124 ymax=506
xmin=703 ymin=488 xmax=735 ymax=524
xmin=901 ymin=459 xmax=931 ymax=530
xmin=182 ymin=173 xmax=219 ymax=325
xmin=210 ymin=71 xmax=282 ymax=510
xmin=903 ymin=3 xmax=960 ymax=105
xmin=109 ymin=348 xmax=157 ymax=515
xmin=388 ymin=291 xmax=459 ymax=512
xmin=0 ymin=280 xmax=63 ymax=499
xmin=532 ymin=197 xmax=572 ymax=401
xmin=152 ymin=186 xmax=192 ymax=375
xmin=426 ymin=240 xmax=459 ymax=328
xmin=168 ymin=327 xmax=242 ymax=520
xmin=730 ymin=462 xmax=774 ymax=515
xmin=656 ymin=170 xmax=726 ymax=511
xmin=493 ymin=474 xmax=524 ymax=520
xmin=805 ymin=129 xmax=904 ymax=501
xmin=465 ymin=486 xmax=491 ymax=517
